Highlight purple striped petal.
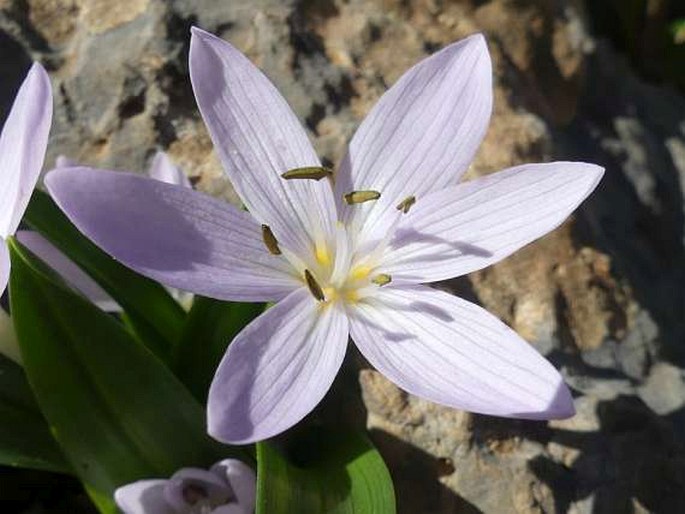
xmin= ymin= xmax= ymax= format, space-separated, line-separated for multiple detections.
xmin=164 ymin=467 xmax=231 ymax=511
xmin=0 ymin=241 xmax=8 ymax=296
xmin=349 ymin=285 xmax=574 ymax=419
xmin=381 ymin=162 xmax=604 ymax=283
xmin=148 ymin=151 xmax=191 ymax=188
xmin=45 ymin=167 xmax=300 ymax=302
xmin=16 ymin=231 xmax=120 ymax=312
xmin=208 ymin=288 xmax=349 ymax=444
xmin=0 ymin=63 xmax=52 ymax=238
xmin=210 ymin=459 xmax=256 ymax=512
xmin=190 ymin=27 xmax=336 ymax=260
xmin=336 ymin=34 xmax=492 ymax=248
xmin=114 ymin=480 xmax=172 ymax=514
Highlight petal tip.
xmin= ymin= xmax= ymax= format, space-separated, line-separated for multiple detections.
xmin=522 ymin=376 xmax=576 ymax=420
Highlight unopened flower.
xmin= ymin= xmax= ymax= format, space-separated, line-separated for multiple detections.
xmin=47 ymin=28 xmax=603 ymax=444
xmin=0 ymin=63 xmax=52 ymax=297
xmin=115 ymin=458 xmax=256 ymax=514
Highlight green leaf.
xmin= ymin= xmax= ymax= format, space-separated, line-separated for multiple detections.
xmin=0 ymin=354 xmax=70 ymax=474
xmin=256 ymin=428 xmax=396 ymax=514
xmin=176 ymin=296 xmax=264 ymax=402
xmin=23 ymin=190 xmax=185 ymax=362
xmin=8 ymin=238 xmax=245 ymax=513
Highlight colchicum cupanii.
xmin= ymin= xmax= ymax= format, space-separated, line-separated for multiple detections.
xmin=46 ymin=27 xmax=603 ymax=444
xmin=0 ymin=63 xmax=52 ymax=298
xmin=115 ymin=458 xmax=256 ymax=514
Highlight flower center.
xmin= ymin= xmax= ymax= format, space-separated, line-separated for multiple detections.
xmin=269 ymin=169 xmax=418 ymax=304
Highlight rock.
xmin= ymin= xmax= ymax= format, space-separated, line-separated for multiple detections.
xmin=2 ymin=0 xmax=685 ymax=512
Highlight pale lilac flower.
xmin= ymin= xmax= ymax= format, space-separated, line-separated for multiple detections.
xmin=17 ymin=151 xmax=191 ymax=312
xmin=0 ymin=151 xmax=189 ymax=363
xmin=0 ymin=63 xmax=52 ymax=297
xmin=46 ymin=28 xmax=603 ymax=444
xmin=115 ymin=458 xmax=256 ymax=514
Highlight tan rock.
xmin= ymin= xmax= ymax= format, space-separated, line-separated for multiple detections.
xmin=81 ymin=0 xmax=148 ymax=35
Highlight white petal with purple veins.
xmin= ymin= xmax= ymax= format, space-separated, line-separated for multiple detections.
xmin=349 ymin=285 xmax=574 ymax=419
xmin=336 ymin=34 xmax=492 ymax=248
xmin=211 ymin=459 xmax=256 ymax=512
xmin=208 ymin=288 xmax=349 ymax=444
xmin=0 ymin=63 xmax=52 ymax=238
xmin=114 ymin=480 xmax=172 ymax=514
xmin=381 ymin=162 xmax=604 ymax=283
xmin=46 ymin=167 xmax=300 ymax=302
xmin=148 ymin=151 xmax=191 ymax=188
xmin=190 ymin=27 xmax=336 ymax=260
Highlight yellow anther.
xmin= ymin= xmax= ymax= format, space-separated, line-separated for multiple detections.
xmin=261 ymin=225 xmax=281 ymax=255
xmin=315 ymin=244 xmax=331 ymax=267
xmin=396 ymin=195 xmax=416 ymax=214
xmin=281 ymin=167 xmax=333 ymax=181
xmin=304 ymin=269 xmax=326 ymax=301
xmin=372 ymin=274 xmax=392 ymax=286
xmin=344 ymin=190 xmax=381 ymax=205
xmin=350 ymin=265 xmax=371 ymax=281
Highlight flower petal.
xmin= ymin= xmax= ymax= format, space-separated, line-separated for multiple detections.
xmin=16 ymin=231 xmax=121 ymax=312
xmin=349 ymin=285 xmax=574 ymax=419
xmin=55 ymin=155 xmax=76 ymax=168
xmin=114 ymin=480 xmax=172 ymax=514
xmin=210 ymin=459 xmax=256 ymax=512
xmin=46 ymin=167 xmax=300 ymax=302
xmin=148 ymin=151 xmax=191 ymax=188
xmin=382 ymin=162 xmax=604 ymax=283
xmin=213 ymin=505 xmax=247 ymax=514
xmin=0 ymin=63 xmax=52 ymax=238
xmin=336 ymin=34 xmax=492 ymax=246
xmin=208 ymin=288 xmax=349 ymax=444
xmin=0 ymin=240 xmax=8 ymax=297
xmin=189 ymin=27 xmax=336 ymax=259
xmin=164 ymin=467 xmax=231 ymax=511
xmin=0 ymin=306 xmax=21 ymax=364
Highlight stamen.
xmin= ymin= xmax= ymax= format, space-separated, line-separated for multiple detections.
xmin=261 ymin=225 xmax=281 ymax=255
xmin=304 ymin=269 xmax=326 ymax=301
xmin=281 ymin=166 xmax=333 ymax=181
xmin=344 ymin=190 xmax=381 ymax=205
xmin=372 ymin=274 xmax=392 ymax=286
xmin=396 ymin=195 xmax=416 ymax=214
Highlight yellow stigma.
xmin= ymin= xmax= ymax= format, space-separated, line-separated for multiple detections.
xmin=350 ymin=265 xmax=371 ymax=281
xmin=315 ymin=244 xmax=331 ymax=267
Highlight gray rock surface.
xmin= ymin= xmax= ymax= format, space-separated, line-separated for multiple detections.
xmin=1 ymin=0 xmax=684 ymax=512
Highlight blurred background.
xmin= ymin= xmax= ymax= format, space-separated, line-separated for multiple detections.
xmin=1 ymin=1 xmax=684 ymax=513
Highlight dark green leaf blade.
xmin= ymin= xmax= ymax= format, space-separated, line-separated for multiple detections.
xmin=176 ymin=296 xmax=264 ymax=401
xmin=8 ymin=238 xmax=242 ymax=513
xmin=23 ymin=189 xmax=185 ymax=362
xmin=256 ymin=428 xmax=396 ymax=514
xmin=0 ymin=354 xmax=70 ymax=474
